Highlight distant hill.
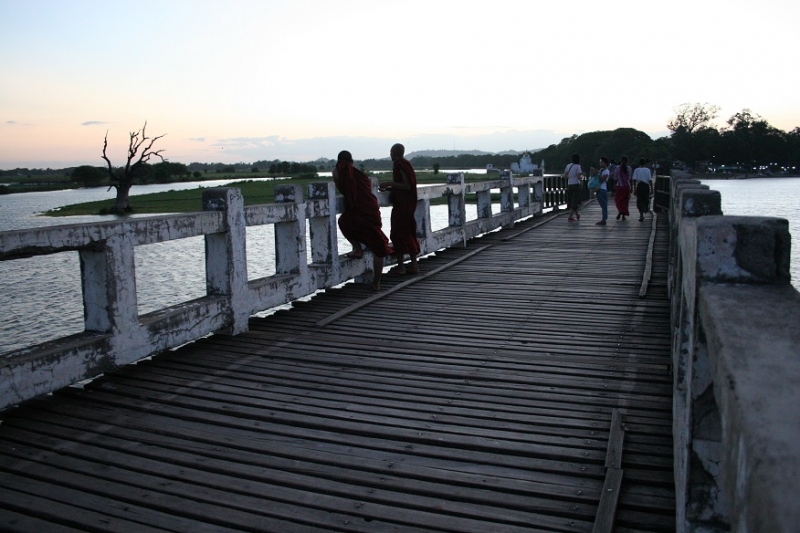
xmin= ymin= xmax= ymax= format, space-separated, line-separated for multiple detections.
xmin=406 ymin=148 xmax=542 ymax=159
xmin=406 ymin=149 xmax=493 ymax=159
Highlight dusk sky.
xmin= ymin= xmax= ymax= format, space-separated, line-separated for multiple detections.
xmin=1 ymin=0 xmax=798 ymax=169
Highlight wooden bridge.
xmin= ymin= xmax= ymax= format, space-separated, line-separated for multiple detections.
xmin=0 ymin=199 xmax=675 ymax=532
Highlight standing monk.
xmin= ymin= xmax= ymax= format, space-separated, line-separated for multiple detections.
xmin=333 ymin=150 xmax=393 ymax=290
xmin=380 ymin=143 xmax=420 ymax=275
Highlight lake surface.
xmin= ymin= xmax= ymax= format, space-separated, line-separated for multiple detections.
xmin=1 ymin=176 xmax=797 ymax=354
xmin=698 ymin=177 xmax=800 ymax=286
xmin=0 ymin=178 xmax=465 ymax=354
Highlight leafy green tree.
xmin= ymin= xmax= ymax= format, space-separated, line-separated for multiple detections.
xmin=433 ymin=163 xmax=440 ymax=174
xmin=533 ymin=128 xmax=659 ymax=171
xmin=668 ymin=102 xmax=720 ymax=134
xmin=72 ymin=165 xmax=107 ymax=187
xmin=785 ymin=128 xmax=800 ymax=170
xmin=721 ymin=109 xmax=787 ymax=171
xmin=153 ymin=161 xmax=188 ymax=183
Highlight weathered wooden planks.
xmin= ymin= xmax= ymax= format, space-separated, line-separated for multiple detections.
xmin=0 ymin=200 xmax=674 ymax=532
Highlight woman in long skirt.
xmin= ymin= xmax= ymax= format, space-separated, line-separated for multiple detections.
xmin=632 ymin=158 xmax=653 ymax=221
xmin=613 ymin=155 xmax=632 ymax=220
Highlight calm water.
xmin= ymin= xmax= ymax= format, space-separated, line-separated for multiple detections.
xmin=699 ymin=177 xmax=800 ymax=287
xmin=1 ymin=177 xmax=797 ymax=354
xmin=0 ymin=179 xmax=466 ymax=354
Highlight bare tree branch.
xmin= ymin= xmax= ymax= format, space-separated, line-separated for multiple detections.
xmin=98 ymin=121 xmax=167 ymax=210
xmin=102 ymin=131 xmax=116 ymax=191
xmin=668 ymin=102 xmax=720 ymax=134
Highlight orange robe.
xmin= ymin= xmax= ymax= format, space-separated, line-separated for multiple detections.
xmin=389 ymin=158 xmax=420 ymax=256
xmin=335 ymin=162 xmax=393 ymax=257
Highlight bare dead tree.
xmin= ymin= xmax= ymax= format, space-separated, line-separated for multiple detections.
xmin=102 ymin=121 xmax=166 ymax=213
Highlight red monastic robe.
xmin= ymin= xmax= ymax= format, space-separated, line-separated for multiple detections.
xmin=389 ymin=158 xmax=420 ymax=256
xmin=335 ymin=162 xmax=393 ymax=257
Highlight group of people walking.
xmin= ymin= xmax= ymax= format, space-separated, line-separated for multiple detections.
xmin=565 ymin=153 xmax=653 ymax=226
xmin=332 ymin=143 xmax=419 ymax=291
xmin=334 ymin=147 xmax=654 ymax=291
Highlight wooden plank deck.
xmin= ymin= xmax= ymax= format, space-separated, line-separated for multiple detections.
xmin=0 ymin=200 xmax=675 ymax=533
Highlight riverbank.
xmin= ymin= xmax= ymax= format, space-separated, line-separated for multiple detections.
xmin=693 ymin=173 xmax=800 ymax=180
xmin=44 ymin=171 xmax=489 ymax=216
xmin=0 ymin=171 xmax=305 ymax=196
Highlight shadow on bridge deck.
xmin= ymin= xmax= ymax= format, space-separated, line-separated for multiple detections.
xmin=0 ymin=200 xmax=674 ymax=533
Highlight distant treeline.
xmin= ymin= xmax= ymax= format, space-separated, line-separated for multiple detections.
xmin=4 ymin=105 xmax=798 ymax=195
xmin=537 ymin=106 xmax=800 ymax=175
xmin=358 ymin=153 xmax=524 ymax=171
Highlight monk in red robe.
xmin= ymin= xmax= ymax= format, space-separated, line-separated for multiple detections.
xmin=333 ymin=150 xmax=393 ymax=290
xmin=379 ymin=143 xmax=420 ymax=275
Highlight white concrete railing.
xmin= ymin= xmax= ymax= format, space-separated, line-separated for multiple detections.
xmin=669 ymin=175 xmax=800 ymax=532
xmin=0 ymin=174 xmax=544 ymax=410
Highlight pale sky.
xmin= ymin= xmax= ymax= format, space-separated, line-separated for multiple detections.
xmin=1 ymin=0 xmax=798 ymax=169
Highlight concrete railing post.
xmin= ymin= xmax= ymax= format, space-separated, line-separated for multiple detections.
xmin=500 ymin=170 xmax=514 ymax=229
xmin=671 ymin=186 xmax=722 ymax=531
xmin=307 ymin=181 xmax=341 ymax=288
xmin=476 ymin=189 xmax=492 ymax=219
xmin=79 ymin=232 xmax=139 ymax=334
xmin=273 ymin=185 xmax=307 ymax=278
xmin=517 ymin=181 xmax=531 ymax=210
xmin=669 ymin=177 xmax=708 ymax=302
xmin=307 ymin=182 xmax=339 ymax=264
xmin=682 ymin=215 xmax=792 ymax=532
xmin=202 ymin=187 xmax=249 ymax=335
xmin=447 ymin=173 xmax=466 ymax=246
xmin=533 ymin=179 xmax=543 ymax=207
xmin=415 ymin=196 xmax=432 ymax=249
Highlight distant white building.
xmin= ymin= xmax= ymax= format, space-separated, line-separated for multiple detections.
xmin=511 ymin=152 xmax=539 ymax=174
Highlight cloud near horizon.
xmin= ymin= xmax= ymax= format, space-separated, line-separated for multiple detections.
xmin=81 ymin=121 xmax=109 ymax=126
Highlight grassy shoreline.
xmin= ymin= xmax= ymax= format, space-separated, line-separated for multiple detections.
xmin=44 ymin=172 xmax=490 ymax=217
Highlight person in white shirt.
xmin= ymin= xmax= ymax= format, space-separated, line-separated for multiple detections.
xmin=563 ymin=153 xmax=584 ymax=222
xmin=590 ymin=157 xmax=611 ymax=225
xmin=632 ymin=158 xmax=653 ymax=222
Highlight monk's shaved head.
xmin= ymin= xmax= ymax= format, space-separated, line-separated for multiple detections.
xmin=390 ymin=143 xmax=405 ymax=157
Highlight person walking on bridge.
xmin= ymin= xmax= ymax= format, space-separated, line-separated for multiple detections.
xmin=590 ymin=156 xmax=611 ymax=225
xmin=613 ymin=155 xmax=632 ymax=220
xmin=380 ymin=143 xmax=420 ymax=276
xmin=333 ymin=150 xmax=393 ymax=290
xmin=632 ymin=157 xmax=653 ymax=222
xmin=564 ymin=153 xmax=584 ymax=222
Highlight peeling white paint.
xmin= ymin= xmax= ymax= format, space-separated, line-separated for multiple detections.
xmin=0 ymin=177 xmax=543 ymax=410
